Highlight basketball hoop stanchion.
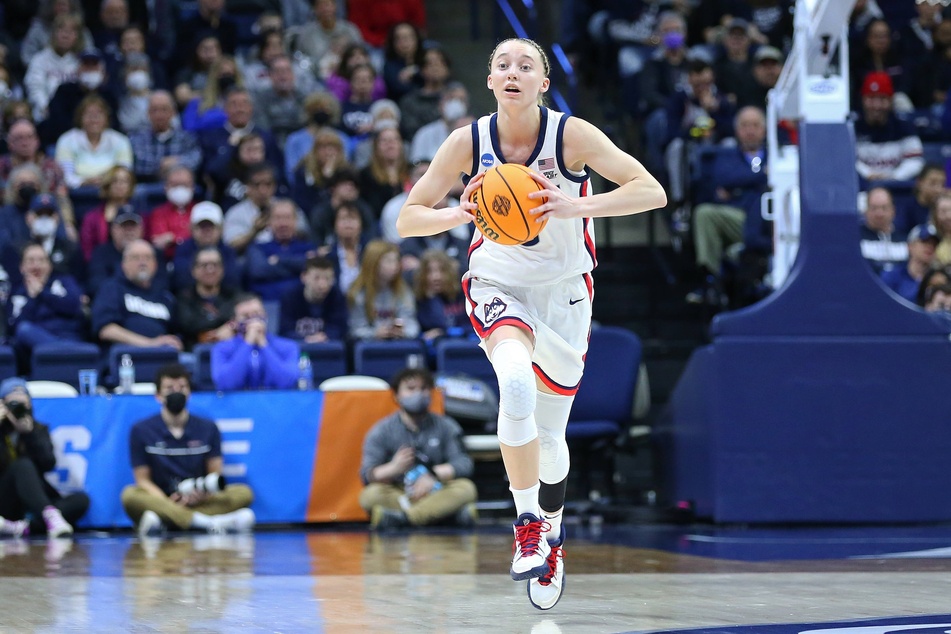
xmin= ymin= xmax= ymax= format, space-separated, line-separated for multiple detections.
xmin=664 ymin=0 xmax=951 ymax=524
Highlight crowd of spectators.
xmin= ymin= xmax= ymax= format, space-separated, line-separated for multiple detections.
xmin=0 ymin=0 xmax=482 ymax=387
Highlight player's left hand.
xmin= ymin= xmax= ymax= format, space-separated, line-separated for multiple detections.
xmin=526 ymin=172 xmax=579 ymax=222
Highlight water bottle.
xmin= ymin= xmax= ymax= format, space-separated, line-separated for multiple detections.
xmin=118 ymin=354 xmax=135 ymax=394
xmin=297 ymin=352 xmax=313 ymax=391
xmin=399 ymin=465 xmax=441 ymax=511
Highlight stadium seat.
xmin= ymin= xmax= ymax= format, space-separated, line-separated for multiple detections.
xmin=30 ymin=342 xmax=102 ymax=389
xmin=300 ymin=341 xmax=348 ymax=384
xmin=352 ymin=339 xmax=427 ymax=381
xmin=434 ymin=338 xmax=496 ymax=395
xmin=107 ymin=345 xmax=180 ymax=388
xmin=192 ymin=343 xmax=216 ymax=391
xmin=567 ymin=326 xmax=642 ymax=501
xmin=0 ymin=346 xmax=18 ymax=382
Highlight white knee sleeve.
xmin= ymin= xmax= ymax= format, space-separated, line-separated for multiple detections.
xmin=535 ymin=391 xmax=572 ymax=483
xmin=492 ymin=338 xmax=537 ymax=447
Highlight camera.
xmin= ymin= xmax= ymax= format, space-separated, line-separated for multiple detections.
xmin=177 ymin=473 xmax=226 ymax=496
xmin=6 ymin=400 xmax=28 ymax=419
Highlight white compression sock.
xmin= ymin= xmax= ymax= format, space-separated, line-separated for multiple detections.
xmin=510 ymin=482 xmax=540 ymax=517
xmin=190 ymin=512 xmax=214 ymax=529
xmin=540 ymin=507 xmax=564 ymax=543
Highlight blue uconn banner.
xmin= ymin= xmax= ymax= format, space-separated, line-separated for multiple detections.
xmin=32 ymin=392 xmax=325 ymax=528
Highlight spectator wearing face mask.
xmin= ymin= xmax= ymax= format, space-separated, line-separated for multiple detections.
xmin=117 ymin=53 xmax=152 ymax=133
xmin=211 ymin=293 xmax=299 ymax=391
xmin=40 ymin=48 xmax=120 ymax=147
xmin=0 ymin=164 xmax=49 ymax=249
xmin=409 ymin=83 xmax=468 ymax=164
xmin=0 ymin=194 xmax=84 ymax=289
xmin=146 ymin=166 xmax=197 ymax=261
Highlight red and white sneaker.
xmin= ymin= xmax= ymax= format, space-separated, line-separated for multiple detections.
xmin=528 ymin=527 xmax=565 ymax=610
xmin=510 ymin=513 xmax=551 ymax=580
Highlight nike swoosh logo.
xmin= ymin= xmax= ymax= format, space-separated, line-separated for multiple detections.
xmin=569 ymin=298 xmax=584 ymax=305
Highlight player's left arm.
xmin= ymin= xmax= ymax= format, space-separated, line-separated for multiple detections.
xmin=528 ymin=117 xmax=667 ymax=221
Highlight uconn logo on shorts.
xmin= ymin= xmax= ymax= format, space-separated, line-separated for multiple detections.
xmin=484 ymin=296 xmax=507 ymax=324
xmin=481 ymin=153 xmax=495 ymax=168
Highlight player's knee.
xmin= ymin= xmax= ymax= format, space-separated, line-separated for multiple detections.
xmin=491 ymin=338 xmax=536 ymax=421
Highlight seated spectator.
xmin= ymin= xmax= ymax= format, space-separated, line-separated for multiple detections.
xmin=87 ymin=207 xmax=167 ymax=297
xmin=400 ymin=227 xmax=469 ymax=276
xmin=20 ymin=0 xmax=94 ymax=65
xmin=116 ymin=53 xmax=153 ymax=133
xmin=359 ymin=367 xmax=476 ymax=530
xmin=180 ymin=56 xmax=241 ymax=133
xmin=24 ymin=14 xmax=83 ymax=121
xmin=211 ymin=293 xmax=299 ymax=390
xmin=380 ymin=158 xmax=428 ymax=243
xmin=146 ymin=166 xmax=197 ymax=261
xmin=916 ymin=267 xmax=951 ymax=307
xmin=172 ymin=34 xmax=222 ymax=109
xmin=933 ymin=191 xmax=951 ymax=268
xmin=351 ymin=99 xmax=402 ymax=170
xmin=310 ymin=169 xmax=378 ymax=246
xmin=246 ymin=199 xmax=317 ymax=301
xmin=737 ymin=45 xmax=783 ymax=110
xmin=0 ymin=119 xmax=69 ymax=222
xmin=6 ymin=244 xmax=87 ymax=370
xmin=896 ymin=163 xmax=945 ymax=235
xmin=284 ymin=91 xmax=348 ymax=186
xmin=206 ymin=132 xmax=269 ymax=210
xmin=41 ymin=48 xmax=120 ymax=146
xmin=177 ymin=0 xmax=239 ymax=62
xmin=286 ymin=0 xmax=364 ymax=70
xmin=853 ymin=72 xmax=924 ymax=187
xmin=79 ymin=165 xmax=137 ymax=261
xmin=911 ymin=19 xmax=951 ymax=111
xmin=0 ymin=164 xmax=50 ymax=249
xmin=382 ymin=21 xmax=424 ymax=103
xmin=197 ymin=86 xmax=284 ymax=178
xmin=319 ymin=201 xmax=369 ymax=293
xmin=55 ymin=94 xmax=133 ymax=190
xmin=413 ymin=249 xmax=467 ymax=344
xmin=222 ymin=164 xmax=310 ymax=254
xmin=175 ymin=246 xmax=239 ymax=350
xmin=279 ymin=255 xmax=349 ymax=343
xmin=339 ymin=63 xmax=381 ymax=141
xmin=171 ymin=201 xmax=242 ymax=292
xmin=922 ymin=283 xmax=951 ymax=314
xmin=713 ymin=18 xmax=756 ymax=108
xmin=121 ymin=363 xmax=255 ymax=537
xmin=92 ymin=0 xmax=131 ymax=59
xmin=91 ymin=238 xmax=181 ymax=353
xmin=0 ymin=378 xmax=89 ymax=537
xmin=0 ymin=194 xmax=84 ymax=287
xmin=128 ymin=90 xmax=203 ymax=184
xmin=409 ymin=83 xmax=469 ymax=163
xmin=399 ymin=47 xmax=452 ymax=142
xmin=241 ymin=28 xmax=319 ymax=96
xmin=251 ymin=54 xmax=311 ymax=145
xmin=111 ymin=25 xmax=168 ymax=95
xmin=860 ymin=186 xmax=908 ymax=275
xmin=881 ymin=224 xmax=940 ymax=304
xmin=292 ymin=130 xmax=351 ymax=225
xmin=686 ymin=107 xmax=771 ymax=306
xmin=850 ymin=19 xmax=906 ymax=106
xmin=327 ymin=41 xmax=386 ymax=104
xmin=348 ymin=0 xmax=426 ymax=50
xmin=358 ymin=127 xmax=409 ymax=217
xmin=348 ymin=239 xmax=419 ymax=340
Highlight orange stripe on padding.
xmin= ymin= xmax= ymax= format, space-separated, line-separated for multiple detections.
xmin=306 ymin=389 xmax=444 ymax=523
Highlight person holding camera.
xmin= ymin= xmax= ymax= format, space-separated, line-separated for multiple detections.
xmin=120 ymin=363 xmax=255 ymax=536
xmin=359 ymin=367 xmax=477 ymax=530
xmin=0 ymin=378 xmax=89 ymax=537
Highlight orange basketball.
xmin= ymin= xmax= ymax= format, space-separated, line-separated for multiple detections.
xmin=469 ymin=163 xmax=548 ymax=245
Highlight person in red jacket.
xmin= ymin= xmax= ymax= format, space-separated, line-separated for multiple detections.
xmin=347 ymin=0 xmax=426 ymax=49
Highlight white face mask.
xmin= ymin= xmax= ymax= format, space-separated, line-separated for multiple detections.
xmin=441 ymin=98 xmax=467 ymax=121
xmin=167 ymin=186 xmax=194 ymax=207
xmin=126 ymin=70 xmax=150 ymax=92
xmin=79 ymin=71 xmax=104 ymax=89
xmin=0 ymin=81 xmax=10 ymax=99
xmin=32 ymin=216 xmax=57 ymax=237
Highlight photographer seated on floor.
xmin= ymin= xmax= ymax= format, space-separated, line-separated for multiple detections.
xmin=120 ymin=363 xmax=255 ymax=537
xmin=0 ymin=378 xmax=89 ymax=538
xmin=359 ymin=367 xmax=478 ymax=530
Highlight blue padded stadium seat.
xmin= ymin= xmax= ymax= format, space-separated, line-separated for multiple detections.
xmin=434 ymin=338 xmax=496 ymax=396
xmin=353 ymin=339 xmax=427 ymax=381
xmin=0 ymin=346 xmax=17 ymax=382
xmin=567 ymin=326 xmax=642 ymax=499
xmin=30 ymin=342 xmax=102 ymax=389
xmin=192 ymin=343 xmax=216 ymax=391
xmin=107 ymin=345 xmax=180 ymax=387
xmin=300 ymin=341 xmax=348 ymax=384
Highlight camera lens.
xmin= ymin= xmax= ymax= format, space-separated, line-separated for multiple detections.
xmin=7 ymin=401 xmax=27 ymax=419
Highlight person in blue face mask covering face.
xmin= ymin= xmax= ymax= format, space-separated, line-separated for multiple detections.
xmin=359 ymin=366 xmax=478 ymax=531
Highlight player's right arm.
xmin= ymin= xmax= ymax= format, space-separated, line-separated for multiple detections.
xmin=397 ymin=127 xmax=479 ymax=238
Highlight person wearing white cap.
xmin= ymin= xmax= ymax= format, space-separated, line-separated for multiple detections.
xmin=171 ymin=201 xmax=242 ymax=291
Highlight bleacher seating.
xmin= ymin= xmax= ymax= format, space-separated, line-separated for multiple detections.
xmin=434 ymin=338 xmax=496 ymax=395
xmin=30 ymin=342 xmax=102 ymax=389
xmin=353 ymin=339 xmax=427 ymax=381
xmin=107 ymin=345 xmax=181 ymax=388
xmin=300 ymin=341 xmax=348 ymax=384
xmin=0 ymin=346 xmax=18 ymax=382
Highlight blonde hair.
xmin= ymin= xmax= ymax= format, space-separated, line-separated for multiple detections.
xmin=368 ymin=127 xmax=408 ymax=186
xmin=297 ymin=129 xmax=348 ymax=186
xmin=348 ymin=239 xmax=406 ymax=322
xmin=200 ymin=56 xmax=242 ymax=113
xmin=931 ymin=191 xmax=951 ymax=237
xmin=413 ymin=249 xmax=460 ymax=302
xmin=99 ymin=165 xmax=136 ymax=201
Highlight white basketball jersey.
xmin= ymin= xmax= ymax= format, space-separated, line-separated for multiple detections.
xmin=466 ymin=107 xmax=596 ymax=287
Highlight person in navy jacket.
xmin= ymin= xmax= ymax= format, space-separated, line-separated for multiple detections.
xmin=91 ymin=238 xmax=182 ymax=353
xmin=6 ymin=243 xmax=88 ymax=371
xmin=211 ymin=293 xmax=299 ymax=390
xmin=246 ymin=199 xmax=317 ymax=301
xmin=278 ymin=255 xmax=349 ymax=342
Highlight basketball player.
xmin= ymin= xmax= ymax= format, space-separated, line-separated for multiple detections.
xmin=397 ymin=38 xmax=666 ymax=610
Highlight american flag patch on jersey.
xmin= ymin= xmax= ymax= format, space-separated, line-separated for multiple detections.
xmin=538 ymin=157 xmax=555 ymax=171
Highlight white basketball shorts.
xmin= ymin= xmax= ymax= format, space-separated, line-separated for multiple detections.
xmin=462 ymin=272 xmax=593 ymax=395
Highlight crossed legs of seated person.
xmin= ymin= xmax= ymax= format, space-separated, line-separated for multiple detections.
xmin=360 ymin=478 xmax=478 ymax=529
xmin=0 ymin=457 xmax=89 ymax=538
xmin=687 ymin=203 xmax=744 ymax=306
xmin=121 ymin=484 xmax=256 ymax=535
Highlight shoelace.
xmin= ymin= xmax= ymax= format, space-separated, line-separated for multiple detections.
xmin=537 ymin=546 xmax=564 ymax=586
xmin=513 ymin=520 xmax=551 ymax=556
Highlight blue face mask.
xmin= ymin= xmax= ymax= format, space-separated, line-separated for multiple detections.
xmin=662 ymin=32 xmax=686 ymax=50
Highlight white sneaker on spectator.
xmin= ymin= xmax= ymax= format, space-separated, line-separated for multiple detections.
xmin=42 ymin=506 xmax=73 ymax=538
xmin=0 ymin=517 xmax=29 ymax=538
xmin=137 ymin=510 xmax=164 ymax=538
xmin=208 ymin=508 xmax=256 ymax=534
